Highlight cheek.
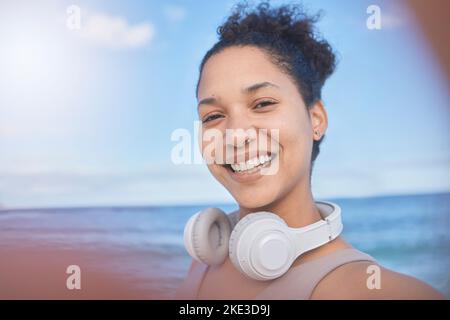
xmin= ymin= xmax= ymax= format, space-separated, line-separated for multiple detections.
xmin=199 ymin=126 xmax=226 ymax=165
xmin=278 ymin=113 xmax=313 ymax=171
xmin=206 ymin=162 xmax=228 ymax=187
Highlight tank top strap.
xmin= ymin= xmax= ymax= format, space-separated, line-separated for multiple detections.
xmin=254 ymin=248 xmax=377 ymax=300
xmin=175 ymin=261 xmax=209 ymax=299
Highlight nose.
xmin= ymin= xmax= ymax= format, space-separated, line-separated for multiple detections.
xmin=224 ymin=114 xmax=256 ymax=149
xmin=223 ymin=114 xmax=258 ymax=164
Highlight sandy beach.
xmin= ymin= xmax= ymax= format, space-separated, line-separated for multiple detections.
xmin=0 ymin=242 xmax=170 ymax=300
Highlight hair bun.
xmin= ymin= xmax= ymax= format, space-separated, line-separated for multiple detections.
xmin=217 ymin=1 xmax=336 ymax=84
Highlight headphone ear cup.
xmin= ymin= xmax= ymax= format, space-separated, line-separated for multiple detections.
xmin=183 ymin=208 xmax=232 ymax=266
xmin=229 ymin=212 xmax=296 ymax=281
xmin=229 ymin=212 xmax=257 ymax=273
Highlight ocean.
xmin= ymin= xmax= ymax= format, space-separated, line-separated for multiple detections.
xmin=1 ymin=192 xmax=449 ymax=299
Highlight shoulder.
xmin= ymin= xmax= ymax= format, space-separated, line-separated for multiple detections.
xmin=178 ymin=259 xmax=208 ymax=288
xmin=186 ymin=259 xmax=207 ymax=277
xmin=311 ymin=260 xmax=445 ymax=300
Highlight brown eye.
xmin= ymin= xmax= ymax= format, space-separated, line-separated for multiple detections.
xmin=254 ymin=100 xmax=276 ymax=109
xmin=202 ymin=113 xmax=223 ymax=123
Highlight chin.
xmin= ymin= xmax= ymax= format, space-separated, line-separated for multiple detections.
xmin=234 ymin=198 xmax=274 ymax=211
xmin=228 ymin=184 xmax=280 ymax=211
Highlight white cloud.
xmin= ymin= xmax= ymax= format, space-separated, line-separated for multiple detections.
xmin=1 ymin=156 xmax=450 ymax=209
xmin=78 ymin=12 xmax=155 ymax=49
xmin=163 ymin=4 xmax=186 ymax=23
xmin=313 ymin=155 xmax=450 ymax=199
xmin=0 ymin=164 xmax=233 ymax=209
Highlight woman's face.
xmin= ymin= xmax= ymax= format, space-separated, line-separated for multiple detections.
xmin=197 ymin=45 xmax=322 ymax=210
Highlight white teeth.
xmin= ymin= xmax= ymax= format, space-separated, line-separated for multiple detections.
xmin=230 ymin=154 xmax=273 ymax=173
xmin=246 ymin=159 xmax=257 ymax=169
xmin=259 ymin=155 xmax=265 ymax=164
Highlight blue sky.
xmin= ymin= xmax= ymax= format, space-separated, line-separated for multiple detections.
xmin=0 ymin=0 xmax=449 ymax=208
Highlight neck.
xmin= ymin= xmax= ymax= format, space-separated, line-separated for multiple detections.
xmin=238 ymin=178 xmax=322 ymax=228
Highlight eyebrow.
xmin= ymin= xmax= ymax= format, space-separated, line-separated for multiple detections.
xmin=197 ymin=81 xmax=279 ymax=108
xmin=243 ymin=81 xmax=280 ymax=94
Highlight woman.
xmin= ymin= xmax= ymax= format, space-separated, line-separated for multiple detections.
xmin=176 ymin=1 xmax=444 ymax=299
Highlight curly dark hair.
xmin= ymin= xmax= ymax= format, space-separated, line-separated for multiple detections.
xmin=196 ymin=1 xmax=336 ymax=182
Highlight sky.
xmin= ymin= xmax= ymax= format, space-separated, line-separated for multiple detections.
xmin=0 ymin=0 xmax=449 ymax=208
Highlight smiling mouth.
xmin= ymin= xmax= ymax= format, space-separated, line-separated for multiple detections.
xmin=222 ymin=153 xmax=276 ymax=174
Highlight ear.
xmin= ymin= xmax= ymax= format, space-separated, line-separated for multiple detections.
xmin=309 ymin=100 xmax=328 ymax=141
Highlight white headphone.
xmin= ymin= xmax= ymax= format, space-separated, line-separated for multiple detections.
xmin=183 ymin=201 xmax=343 ymax=281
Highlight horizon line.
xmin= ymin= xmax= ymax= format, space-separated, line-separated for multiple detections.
xmin=1 ymin=190 xmax=449 ymax=213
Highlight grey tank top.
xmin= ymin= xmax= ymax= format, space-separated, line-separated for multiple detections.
xmin=175 ymin=248 xmax=377 ymax=300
